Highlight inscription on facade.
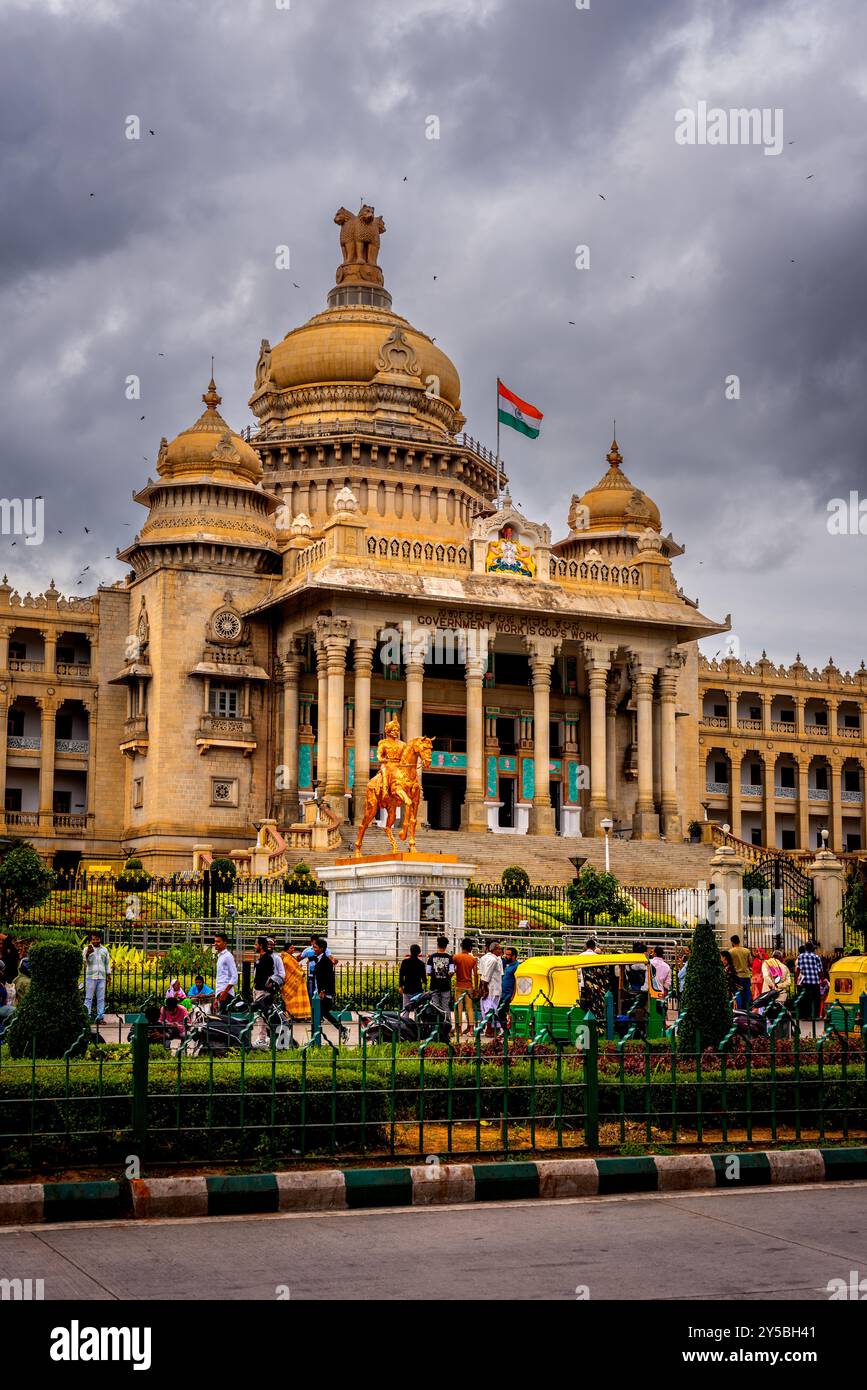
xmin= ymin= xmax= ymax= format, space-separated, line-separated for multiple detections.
xmin=418 ymin=609 xmax=602 ymax=642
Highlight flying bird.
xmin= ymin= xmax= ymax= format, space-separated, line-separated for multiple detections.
xmin=157 ymin=352 xmax=165 ymax=357
xmin=403 ymin=176 xmax=408 ymax=182
xmin=293 ymin=283 xmax=300 ymax=288
xmin=84 ymin=526 xmax=89 ymax=533
xmin=598 ymin=194 xmax=606 ymax=200
xmin=140 ymin=415 xmax=145 ymax=420
xmin=805 ymin=173 xmax=814 ymax=179
xmin=568 ymin=321 xmax=576 ymax=325
xmin=149 ymin=130 xmax=155 ymax=135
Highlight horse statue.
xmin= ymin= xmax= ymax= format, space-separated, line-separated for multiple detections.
xmin=354 ymin=735 xmax=434 ymax=857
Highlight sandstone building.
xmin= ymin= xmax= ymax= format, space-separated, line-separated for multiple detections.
xmin=1 ymin=210 xmax=865 ymax=871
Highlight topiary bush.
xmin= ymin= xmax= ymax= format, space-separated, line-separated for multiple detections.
xmin=285 ymin=862 xmax=317 ymax=894
xmin=566 ymin=867 xmax=625 ymax=925
xmin=209 ymin=857 xmax=238 ymax=889
xmin=0 ymin=841 xmax=54 ymax=922
xmin=677 ymin=919 xmax=733 ymax=1051
xmin=7 ymin=939 xmax=89 ymax=1058
xmin=501 ymin=865 xmax=530 ymax=895
xmin=115 ymin=857 xmax=152 ymax=893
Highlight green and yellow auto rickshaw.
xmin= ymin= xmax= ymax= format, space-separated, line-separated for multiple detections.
xmin=509 ymin=952 xmax=668 ymax=1043
xmin=825 ymin=955 xmax=867 ymax=1035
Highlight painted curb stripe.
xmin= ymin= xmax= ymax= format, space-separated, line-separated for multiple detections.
xmin=654 ymin=1155 xmax=716 ymax=1191
xmin=343 ymin=1167 xmax=413 ymax=1209
xmin=206 ymin=1174 xmax=279 ymax=1217
xmin=410 ymin=1164 xmax=476 ymax=1206
xmin=473 ymin=1162 xmax=540 ymax=1202
xmin=711 ymin=1152 xmax=772 ymax=1187
xmin=0 ymin=1184 xmax=45 ymax=1225
xmin=820 ymin=1147 xmax=867 ymax=1182
xmin=42 ymin=1181 xmax=124 ymax=1223
xmin=129 ymin=1177 xmax=209 ymax=1221
xmin=596 ymin=1156 xmax=658 ymax=1195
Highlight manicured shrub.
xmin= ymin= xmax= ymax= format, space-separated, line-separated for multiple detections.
xmin=209 ymin=857 xmax=238 ymax=888
xmin=501 ymin=865 xmax=530 ymax=895
xmin=6 ymin=939 xmax=89 ymax=1059
xmin=566 ymin=867 xmax=625 ymax=925
xmin=115 ymin=857 xmax=152 ymax=893
xmin=677 ymin=919 xmax=733 ymax=1051
xmin=0 ymin=842 xmax=54 ymax=922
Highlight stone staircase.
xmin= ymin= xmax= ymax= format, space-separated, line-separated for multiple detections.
xmin=284 ymin=827 xmax=715 ymax=888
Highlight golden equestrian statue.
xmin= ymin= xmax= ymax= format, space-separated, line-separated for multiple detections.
xmin=354 ymin=716 xmax=434 ymax=856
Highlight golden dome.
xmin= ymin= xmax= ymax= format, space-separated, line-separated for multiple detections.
xmin=574 ymin=438 xmax=661 ymax=533
xmin=158 ymin=378 xmax=263 ymax=487
xmin=267 ymin=306 xmax=461 ymax=406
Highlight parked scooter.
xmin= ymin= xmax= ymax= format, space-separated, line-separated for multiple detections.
xmin=732 ymin=988 xmax=792 ymax=1039
xmin=359 ymin=990 xmax=452 ymax=1045
xmin=184 ymin=994 xmax=297 ymax=1056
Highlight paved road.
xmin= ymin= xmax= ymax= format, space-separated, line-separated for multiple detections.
xmin=1 ymin=1183 xmax=865 ymax=1301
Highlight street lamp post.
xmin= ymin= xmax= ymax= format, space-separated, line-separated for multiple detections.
xmin=600 ymin=818 xmax=614 ymax=874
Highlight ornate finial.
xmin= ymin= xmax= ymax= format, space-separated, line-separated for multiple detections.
xmin=761 ymin=648 xmax=767 ymax=659
xmin=607 ymin=435 xmax=623 ymax=469
xmin=202 ymin=372 xmax=222 ymax=413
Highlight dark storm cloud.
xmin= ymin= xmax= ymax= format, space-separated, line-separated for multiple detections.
xmin=0 ymin=0 xmax=865 ymax=667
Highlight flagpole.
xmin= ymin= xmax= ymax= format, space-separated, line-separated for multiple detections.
xmin=496 ymin=377 xmax=501 ymax=501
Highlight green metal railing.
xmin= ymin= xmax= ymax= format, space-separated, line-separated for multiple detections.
xmin=2 ymin=997 xmax=865 ymax=1172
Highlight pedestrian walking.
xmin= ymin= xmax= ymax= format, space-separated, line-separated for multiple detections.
xmin=762 ymin=949 xmax=790 ymax=1004
xmin=82 ymin=931 xmax=111 ymax=1024
xmin=452 ymin=937 xmax=479 ymax=1039
xmin=426 ymin=935 xmax=454 ymax=1024
xmin=213 ymin=932 xmax=239 ymax=1010
xmin=796 ymin=941 xmax=824 ymax=1035
xmin=280 ymin=944 xmax=311 ymax=1022
xmin=399 ymin=943 xmax=427 ymax=1008
xmin=729 ymin=935 xmax=752 ymax=1010
xmin=313 ymin=936 xmax=348 ymax=1044
xmin=496 ymin=947 xmax=519 ymax=1031
xmin=478 ymin=940 xmax=503 ymax=1037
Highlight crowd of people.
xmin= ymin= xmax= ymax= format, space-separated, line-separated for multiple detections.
xmin=398 ymin=935 xmax=520 ymax=1039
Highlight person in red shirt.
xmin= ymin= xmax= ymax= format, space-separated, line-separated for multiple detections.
xmin=452 ymin=937 xmax=479 ymax=1039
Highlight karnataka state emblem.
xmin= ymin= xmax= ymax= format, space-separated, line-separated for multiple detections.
xmin=485 ymin=524 xmax=536 ymax=578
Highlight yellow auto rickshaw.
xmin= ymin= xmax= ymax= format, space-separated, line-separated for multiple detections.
xmin=509 ymin=953 xmax=668 ymax=1044
xmin=825 ymin=955 xmax=867 ymax=1035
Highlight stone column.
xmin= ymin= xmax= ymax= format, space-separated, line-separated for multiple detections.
xmin=353 ymin=636 xmax=377 ymax=823
xmin=0 ymin=624 xmax=10 ymax=672
xmin=280 ymin=651 xmax=303 ymax=823
xmin=861 ymin=757 xmax=867 ymax=856
xmin=659 ymin=658 xmax=682 ymax=840
xmin=527 ymin=637 xmax=559 ymax=836
xmin=729 ymin=750 xmax=743 ymax=840
xmin=605 ymin=677 xmax=619 ymax=823
xmin=315 ymin=635 xmax=329 ymax=790
xmin=38 ymin=694 xmax=57 ymax=827
xmin=727 ymin=688 xmax=738 ymax=733
xmin=83 ymin=696 xmax=96 ymax=829
xmin=322 ymin=622 xmax=351 ymax=817
xmin=797 ymin=758 xmax=810 ymax=850
xmin=761 ymin=692 xmax=773 ymax=736
xmin=631 ymin=658 xmax=660 ymax=839
xmin=584 ymin=647 xmax=611 ymax=836
xmin=795 ymin=694 xmax=806 ymax=738
xmin=830 ymin=757 xmax=843 ymax=854
xmin=404 ymin=644 xmax=427 ymax=825
xmin=808 ymin=849 xmax=846 ymax=951
xmin=43 ymin=629 xmax=57 ymax=676
xmin=709 ymin=845 xmax=745 ymax=937
xmin=461 ymin=647 xmax=488 ymax=832
xmin=762 ymin=754 xmax=776 ymax=849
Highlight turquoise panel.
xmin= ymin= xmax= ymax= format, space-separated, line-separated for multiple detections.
xmin=348 ymin=746 xmax=355 ymax=790
xmin=431 ymin=752 xmax=468 ymax=770
xmin=521 ymin=758 xmax=535 ymax=801
xmin=498 ymin=756 xmax=516 ymax=773
xmin=567 ymin=759 xmax=580 ymax=803
xmin=299 ymin=743 xmax=313 ymax=790
xmin=486 ymin=756 xmax=498 ymax=798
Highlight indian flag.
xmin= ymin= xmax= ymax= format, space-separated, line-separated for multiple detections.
xmin=497 ymin=379 xmax=543 ymax=439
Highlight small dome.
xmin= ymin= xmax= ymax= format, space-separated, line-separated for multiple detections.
xmin=574 ymin=438 xmax=661 ymax=533
xmin=158 ymin=377 xmax=263 ymax=487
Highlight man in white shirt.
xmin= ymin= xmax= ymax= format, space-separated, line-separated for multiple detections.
xmin=478 ymin=940 xmax=504 ymax=1036
xmin=82 ymin=931 xmax=112 ymax=1023
xmin=648 ymin=946 xmax=672 ymax=994
xmin=214 ymin=932 xmax=239 ymax=1010
xmin=267 ymin=938 xmax=285 ymax=987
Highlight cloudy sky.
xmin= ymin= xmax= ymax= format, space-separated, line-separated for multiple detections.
xmin=1 ymin=0 xmax=865 ymax=669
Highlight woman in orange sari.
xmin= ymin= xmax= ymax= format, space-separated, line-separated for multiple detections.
xmin=280 ymin=944 xmax=311 ymax=1021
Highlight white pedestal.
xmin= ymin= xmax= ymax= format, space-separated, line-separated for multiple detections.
xmin=485 ymin=801 xmax=531 ymax=834
xmin=560 ymin=807 xmax=583 ymax=838
xmin=316 ymin=855 xmax=476 ymax=958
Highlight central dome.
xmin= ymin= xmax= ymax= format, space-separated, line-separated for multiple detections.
xmin=574 ymin=439 xmax=661 ymax=533
xmin=249 ymin=204 xmax=464 ymax=439
xmin=268 ymin=305 xmax=461 ymax=407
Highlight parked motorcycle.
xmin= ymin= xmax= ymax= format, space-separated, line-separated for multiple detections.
xmin=184 ymin=994 xmax=297 ymax=1056
xmin=732 ymin=988 xmax=793 ymax=1039
xmin=359 ymin=990 xmax=452 ymax=1045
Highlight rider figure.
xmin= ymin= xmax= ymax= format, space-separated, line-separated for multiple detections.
xmin=376 ymin=717 xmax=406 ymax=800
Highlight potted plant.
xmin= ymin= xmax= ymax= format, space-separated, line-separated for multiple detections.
xmin=687 ymin=819 xmax=704 ymax=844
